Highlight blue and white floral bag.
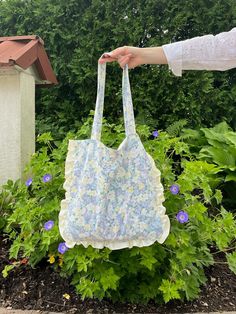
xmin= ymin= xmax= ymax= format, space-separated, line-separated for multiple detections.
xmin=59 ymin=62 xmax=170 ymax=250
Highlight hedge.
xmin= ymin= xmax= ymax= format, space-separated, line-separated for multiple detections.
xmin=0 ymin=0 xmax=235 ymax=139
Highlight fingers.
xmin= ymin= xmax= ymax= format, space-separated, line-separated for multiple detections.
xmin=99 ymin=53 xmax=132 ymax=68
xmin=98 ymin=46 xmax=129 ymax=64
xmin=98 ymin=56 xmax=116 ymax=64
xmin=98 ymin=47 xmax=139 ymax=68
xmin=98 ymin=52 xmax=115 ymax=64
xmin=110 ymin=46 xmax=128 ymax=58
xmin=118 ymin=54 xmax=132 ymax=68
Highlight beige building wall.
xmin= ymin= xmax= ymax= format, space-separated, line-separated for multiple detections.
xmin=0 ymin=67 xmax=35 ymax=187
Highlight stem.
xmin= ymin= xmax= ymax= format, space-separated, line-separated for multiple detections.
xmin=103 ymin=259 xmax=120 ymax=265
xmin=164 ymin=247 xmax=175 ymax=254
xmin=212 ymin=246 xmax=236 ymax=254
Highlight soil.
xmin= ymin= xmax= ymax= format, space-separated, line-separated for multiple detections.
xmin=0 ymin=235 xmax=235 ymax=314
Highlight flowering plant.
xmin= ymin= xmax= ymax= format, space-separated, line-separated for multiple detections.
xmin=1 ymin=115 xmax=236 ymax=304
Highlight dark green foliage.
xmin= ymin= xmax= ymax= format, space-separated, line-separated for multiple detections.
xmin=0 ymin=0 xmax=236 ymax=140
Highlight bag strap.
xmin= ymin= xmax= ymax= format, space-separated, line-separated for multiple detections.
xmin=91 ymin=62 xmax=136 ymax=141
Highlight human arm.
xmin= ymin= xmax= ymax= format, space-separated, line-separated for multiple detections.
xmin=99 ymin=27 xmax=236 ymax=76
xmin=162 ymin=27 xmax=236 ymax=76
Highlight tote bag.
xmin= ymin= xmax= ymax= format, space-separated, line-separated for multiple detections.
xmin=59 ymin=62 xmax=170 ymax=250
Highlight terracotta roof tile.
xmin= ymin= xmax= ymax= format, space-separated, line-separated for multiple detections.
xmin=0 ymin=35 xmax=58 ymax=86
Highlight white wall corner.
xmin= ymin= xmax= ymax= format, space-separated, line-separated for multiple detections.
xmin=0 ymin=67 xmax=36 ymax=187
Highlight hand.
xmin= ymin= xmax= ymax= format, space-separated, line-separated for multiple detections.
xmin=98 ymin=46 xmax=168 ymax=69
xmin=98 ymin=46 xmax=144 ymax=69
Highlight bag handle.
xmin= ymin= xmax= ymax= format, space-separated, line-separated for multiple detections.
xmin=91 ymin=62 xmax=136 ymax=141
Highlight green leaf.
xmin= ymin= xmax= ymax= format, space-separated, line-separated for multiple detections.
xmin=0 ymin=217 xmax=6 ymax=230
xmin=186 ymin=202 xmax=207 ymax=222
xmin=159 ymin=279 xmax=184 ymax=303
xmin=75 ymin=277 xmax=100 ymax=300
xmin=227 ymin=132 xmax=236 ymax=146
xmin=211 ymin=121 xmax=232 ymax=134
xmin=165 ymin=233 xmax=178 ymax=248
xmin=140 ymin=255 xmax=157 ymax=271
xmin=100 ymin=267 xmax=120 ymax=291
xmin=226 ymin=252 xmax=236 ymax=274
xmin=166 ymin=119 xmax=188 ymax=137
xmin=182 ymin=268 xmax=206 ymax=300
xmin=225 ymin=172 xmax=236 ymax=182
xmin=174 ymin=141 xmax=190 ymax=155
xmin=176 ymin=246 xmax=197 ymax=268
xmin=212 ymin=208 xmax=235 ymax=250
xmin=199 ymin=147 xmax=236 ymax=167
xmin=37 ymin=132 xmax=54 ymax=143
xmin=76 ymin=256 xmax=91 ymax=272
xmin=214 ymin=189 xmax=223 ymax=205
xmin=9 ymin=237 xmax=22 ymax=259
xmin=2 ymin=264 xmax=15 ymax=278
xmin=139 ymin=247 xmax=158 ymax=270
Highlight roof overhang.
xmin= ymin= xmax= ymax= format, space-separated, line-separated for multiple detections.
xmin=0 ymin=35 xmax=58 ymax=87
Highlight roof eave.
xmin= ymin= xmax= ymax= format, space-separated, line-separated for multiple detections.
xmin=0 ymin=35 xmax=58 ymax=86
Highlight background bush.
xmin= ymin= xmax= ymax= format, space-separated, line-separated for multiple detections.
xmin=0 ymin=0 xmax=236 ymax=140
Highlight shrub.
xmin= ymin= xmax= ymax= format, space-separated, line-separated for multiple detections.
xmin=1 ymin=116 xmax=236 ymax=304
xmin=0 ymin=0 xmax=235 ymax=138
xmin=181 ymin=121 xmax=236 ymax=210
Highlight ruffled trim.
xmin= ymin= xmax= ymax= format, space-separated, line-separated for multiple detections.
xmin=59 ymin=139 xmax=171 ymax=250
xmin=60 ymin=193 xmax=170 ymax=250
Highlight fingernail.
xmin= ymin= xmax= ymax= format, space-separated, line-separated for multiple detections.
xmin=102 ymin=52 xmax=112 ymax=58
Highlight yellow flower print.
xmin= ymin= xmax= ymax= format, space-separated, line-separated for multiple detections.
xmin=72 ymin=186 xmax=77 ymax=193
xmin=84 ymin=224 xmax=91 ymax=231
xmin=138 ymin=182 xmax=144 ymax=190
xmin=87 ymin=190 xmax=96 ymax=196
xmin=112 ymin=225 xmax=119 ymax=233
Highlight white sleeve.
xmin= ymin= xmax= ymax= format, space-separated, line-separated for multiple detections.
xmin=162 ymin=27 xmax=236 ymax=77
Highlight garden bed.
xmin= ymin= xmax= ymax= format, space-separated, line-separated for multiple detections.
xmin=0 ymin=236 xmax=235 ymax=314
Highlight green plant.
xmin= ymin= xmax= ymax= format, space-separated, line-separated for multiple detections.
xmin=1 ymin=117 xmax=236 ymax=304
xmin=199 ymin=122 xmax=236 ymax=180
xmin=181 ymin=121 xmax=236 ymax=209
xmin=0 ymin=181 xmax=17 ymax=230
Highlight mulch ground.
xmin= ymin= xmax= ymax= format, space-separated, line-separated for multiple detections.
xmin=0 ymin=235 xmax=235 ymax=314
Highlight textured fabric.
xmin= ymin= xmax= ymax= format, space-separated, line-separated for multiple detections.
xmin=162 ymin=27 xmax=236 ymax=76
xmin=59 ymin=63 xmax=170 ymax=250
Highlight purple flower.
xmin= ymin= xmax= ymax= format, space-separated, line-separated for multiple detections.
xmin=44 ymin=220 xmax=54 ymax=231
xmin=170 ymin=184 xmax=180 ymax=195
xmin=176 ymin=211 xmax=189 ymax=223
xmin=58 ymin=242 xmax=69 ymax=254
xmin=25 ymin=178 xmax=33 ymax=187
xmin=152 ymin=130 xmax=159 ymax=138
xmin=43 ymin=174 xmax=52 ymax=183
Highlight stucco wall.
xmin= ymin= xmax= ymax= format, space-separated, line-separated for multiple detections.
xmin=0 ymin=67 xmax=35 ymax=187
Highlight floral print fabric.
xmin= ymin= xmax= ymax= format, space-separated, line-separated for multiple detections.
xmin=59 ymin=63 xmax=170 ymax=250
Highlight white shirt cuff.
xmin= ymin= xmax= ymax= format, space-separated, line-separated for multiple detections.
xmin=162 ymin=42 xmax=183 ymax=77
